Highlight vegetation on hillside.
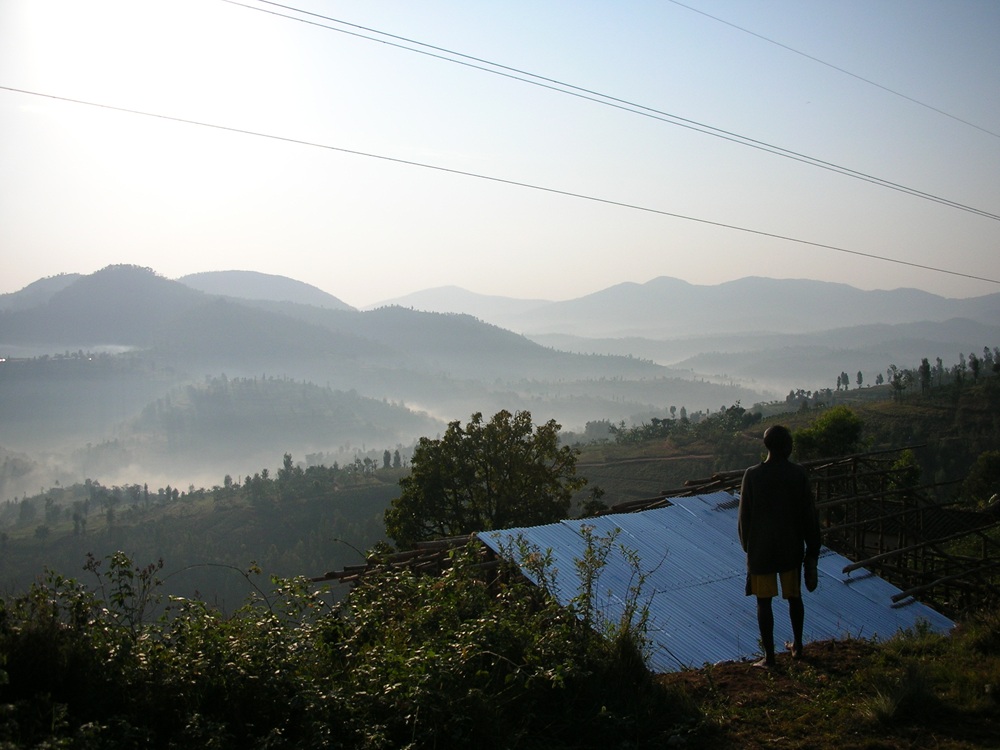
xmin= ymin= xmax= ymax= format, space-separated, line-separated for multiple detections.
xmin=385 ymin=410 xmax=586 ymax=548
xmin=0 ymin=543 xmax=695 ymax=749
xmin=0 ymin=455 xmax=405 ymax=604
xmin=1 ymin=348 xmax=999 ymax=747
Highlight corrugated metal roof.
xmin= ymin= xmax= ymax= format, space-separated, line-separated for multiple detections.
xmin=480 ymin=491 xmax=954 ymax=673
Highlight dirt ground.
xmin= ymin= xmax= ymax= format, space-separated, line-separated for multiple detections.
xmin=657 ymin=638 xmax=1000 ymax=749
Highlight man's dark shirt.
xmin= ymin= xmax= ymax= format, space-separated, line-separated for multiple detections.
xmin=738 ymin=458 xmax=821 ymax=575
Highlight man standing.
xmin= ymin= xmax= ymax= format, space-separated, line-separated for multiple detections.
xmin=739 ymin=425 xmax=821 ymax=667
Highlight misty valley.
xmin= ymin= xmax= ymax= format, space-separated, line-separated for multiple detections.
xmin=2 ymin=264 xmax=999 ymax=599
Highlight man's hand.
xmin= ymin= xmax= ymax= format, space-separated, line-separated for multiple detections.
xmin=804 ymin=556 xmax=818 ymax=592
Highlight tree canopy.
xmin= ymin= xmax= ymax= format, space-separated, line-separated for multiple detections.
xmin=793 ymin=406 xmax=864 ymax=460
xmin=384 ymin=410 xmax=586 ymax=549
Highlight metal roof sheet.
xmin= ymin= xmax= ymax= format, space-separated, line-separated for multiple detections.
xmin=480 ymin=491 xmax=954 ymax=673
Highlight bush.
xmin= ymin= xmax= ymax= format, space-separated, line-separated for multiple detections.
xmin=794 ymin=406 xmax=863 ymax=460
xmin=0 ymin=549 xmax=698 ymax=749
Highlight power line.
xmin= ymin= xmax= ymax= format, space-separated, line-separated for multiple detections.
xmin=666 ymin=0 xmax=1000 ymax=140
xmin=223 ymin=0 xmax=1000 ymax=223
xmin=3 ymin=84 xmax=997 ymax=287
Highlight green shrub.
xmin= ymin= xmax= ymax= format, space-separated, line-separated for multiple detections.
xmin=0 ymin=549 xmax=698 ymax=749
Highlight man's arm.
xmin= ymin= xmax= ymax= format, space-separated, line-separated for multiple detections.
xmin=738 ymin=468 xmax=752 ymax=551
xmin=802 ymin=475 xmax=821 ymax=559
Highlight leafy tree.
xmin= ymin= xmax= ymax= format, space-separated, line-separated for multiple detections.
xmin=887 ymin=364 xmax=906 ymax=399
xmin=919 ymin=358 xmax=932 ymax=393
xmin=794 ymin=406 xmax=863 ymax=460
xmin=955 ymin=354 xmax=968 ymax=385
xmin=969 ymin=352 xmax=981 ymax=383
xmin=963 ymin=450 xmax=1000 ymax=508
xmin=856 ymin=371 xmax=864 ymax=389
xmin=889 ymin=449 xmax=921 ymax=491
xmin=384 ymin=410 xmax=585 ymax=549
xmin=982 ymin=346 xmax=995 ymax=373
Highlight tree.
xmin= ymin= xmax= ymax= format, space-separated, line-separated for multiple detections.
xmin=954 ymin=354 xmax=968 ymax=385
xmin=963 ymin=450 xmax=1000 ymax=508
xmin=886 ymin=364 xmax=906 ymax=400
xmin=384 ymin=410 xmax=586 ymax=549
xmin=793 ymin=406 xmax=863 ymax=460
xmin=856 ymin=371 xmax=863 ymax=389
xmin=969 ymin=352 xmax=981 ymax=383
xmin=918 ymin=358 xmax=932 ymax=393
xmin=982 ymin=346 xmax=995 ymax=373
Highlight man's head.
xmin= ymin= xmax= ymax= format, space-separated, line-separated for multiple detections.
xmin=763 ymin=425 xmax=794 ymax=460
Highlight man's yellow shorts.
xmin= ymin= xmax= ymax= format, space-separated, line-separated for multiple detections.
xmin=750 ymin=569 xmax=801 ymax=599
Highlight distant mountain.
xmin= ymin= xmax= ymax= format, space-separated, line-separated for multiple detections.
xmin=9 ymin=266 xmax=994 ymax=494
xmin=178 ymin=270 xmax=354 ymax=311
xmin=0 ymin=273 xmax=82 ymax=312
xmin=3 ymin=266 xmax=768 ymax=494
xmin=530 ymin=317 xmax=1000 ymax=394
xmin=369 ymin=285 xmax=550 ymax=322
xmin=0 ymin=265 xmax=207 ymax=346
xmin=407 ymin=277 xmax=1000 ymax=338
xmin=0 ymin=266 xmax=680 ymax=386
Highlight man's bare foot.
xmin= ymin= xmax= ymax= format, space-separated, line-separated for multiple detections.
xmin=785 ymin=641 xmax=803 ymax=659
xmin=753 ymin=657 xmax=775 ymax=669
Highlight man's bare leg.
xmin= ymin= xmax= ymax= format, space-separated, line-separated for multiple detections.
xmin=786 ymin=596 xmax=804 ymax=658
xmin=755 ymin=596 xmax=775 ymax=667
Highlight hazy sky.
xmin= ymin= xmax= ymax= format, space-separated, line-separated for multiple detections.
xmin=2 ymin=0 xmax=998 ymax=307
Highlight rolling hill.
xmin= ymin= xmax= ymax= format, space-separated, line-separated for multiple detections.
xmin=382 ymin=276 xmax=1000 ymax=338
xmin=178 ymin=270 xmax=355 ymax=310
xmin=0 ymin=265 xmax=762 ymax=496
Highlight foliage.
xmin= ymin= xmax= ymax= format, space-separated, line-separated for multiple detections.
xmin=384 ymin=410 xmax=586 ymax=549
xmin=0 ymin=454 xmax=403 ymax=605
xmin=610 ymin=401 xmax=761 ymax=448
xmin=793 ymin=405 xmax=863 ymax=460
xmin=0 ymin=547 xmax=697 ymax=749
xmin=888 ymin=449 xmax=921 ymax=491
xmin=963 ymin=450 xmax=1000 ymax=508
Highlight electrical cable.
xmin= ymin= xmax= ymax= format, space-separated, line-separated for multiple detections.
xmin=224 ymin=0 xmax=1000 ymax=222
xmin=665 ymin=0 xmax=1000 ymax=140
xmin=3 ymin=85 xmax=997 ymax=287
